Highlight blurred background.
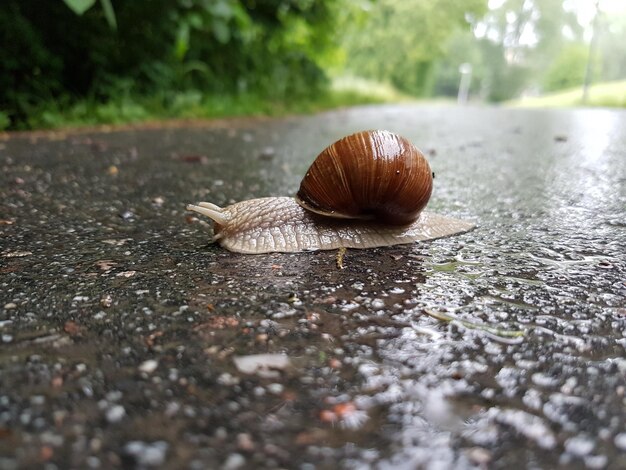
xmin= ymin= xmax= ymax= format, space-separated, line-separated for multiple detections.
xmin=1 ymin=0 xmax=625 ymax=130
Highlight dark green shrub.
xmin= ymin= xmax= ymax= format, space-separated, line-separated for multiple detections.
xmin=0 ymin=0 xmax=339 ymax=129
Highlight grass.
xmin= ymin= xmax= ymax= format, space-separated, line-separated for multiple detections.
xmin=508 ymin=79 xmax=626 ymax=108
xmin=8 ymin=76 xmax=622 ymax=132
xmin=329 ymin=75 xmax=413 ymax=103
xmin=3 ymin=77 xmax=413 ymax=132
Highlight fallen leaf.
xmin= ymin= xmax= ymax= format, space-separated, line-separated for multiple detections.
xmin=95 ymin=260 xmax=117 ymax=272
xmin=100 ymin=295 xmax=113 ymax=308
xmin=233 ymin=354 xmax=291 ymax=378
xmin=116 ymin=271 xmax=136 ymax=278
xmin=63 ymin=321 xmax=82 ymax=336
xmin=2 ymin=250 xmax=32 ymax=258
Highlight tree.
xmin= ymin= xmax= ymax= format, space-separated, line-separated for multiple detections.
xmin=542 ymin=44 xmax=588 ymax=91
xmin=597 ymin=12 xmax=626 ymax=82
xmin=470 ymin=0 xmax=585 ymax=100
xmin=431 ymin=30 xmax=485 ymax=98
xmin=339 ymin=0 xmax=488 ymax=96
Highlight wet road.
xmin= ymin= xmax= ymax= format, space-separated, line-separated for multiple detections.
xmin=1 ymin=106 xmax=625 ymax=469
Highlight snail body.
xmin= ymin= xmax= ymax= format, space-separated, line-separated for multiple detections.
xmin=187 ymin=130 xmax=474 ymax=254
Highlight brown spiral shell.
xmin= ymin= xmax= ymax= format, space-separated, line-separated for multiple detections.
xmin=295 ymin=130 xmax=433 ymax=226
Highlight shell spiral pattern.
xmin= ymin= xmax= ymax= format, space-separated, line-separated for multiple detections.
xmin=295 ymin=130 xmax=433 ymax=225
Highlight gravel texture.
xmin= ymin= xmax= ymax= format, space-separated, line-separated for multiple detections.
xmin=1 ymin=106 xmax=625 ymax=469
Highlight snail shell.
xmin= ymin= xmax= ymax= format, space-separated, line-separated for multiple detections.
xmin=296 ymin=130 xmax=432 ymax=225
xmin=186 ymin=130 xmax=474 ymax=254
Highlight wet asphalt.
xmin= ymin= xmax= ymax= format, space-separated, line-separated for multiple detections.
xmin=1 ymin=105 xmax=625 ymax=469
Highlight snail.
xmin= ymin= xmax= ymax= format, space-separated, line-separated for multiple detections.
xmin=186 ymin=130 xmax=474 ymax=254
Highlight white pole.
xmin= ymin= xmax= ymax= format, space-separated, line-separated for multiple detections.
xmin=458 ymin=63 xmax=472 ymax=104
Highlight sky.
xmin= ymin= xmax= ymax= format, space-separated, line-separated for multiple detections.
xmin=488 ymin=0 xmax=626 ymax=28
xmin=566 ymin=0 xmax=626 ymax=27
xmin=482 ymin=0 xmax=626 ymax=44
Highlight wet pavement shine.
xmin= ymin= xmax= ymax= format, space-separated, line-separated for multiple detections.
xmin=1 ymin=105 xmax=625 ymax=469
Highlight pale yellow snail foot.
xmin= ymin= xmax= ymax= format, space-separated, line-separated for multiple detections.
xmin=186 ymin=197 xmax=474 ymax=254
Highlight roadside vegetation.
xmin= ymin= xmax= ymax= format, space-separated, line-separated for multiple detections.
xmin=508 ymin=80 xmax=626 ymax=108
xmin=1 ymin=0 xmax=624 ymax=131
xmin=8 ymin=86 xmax=405 ymax=131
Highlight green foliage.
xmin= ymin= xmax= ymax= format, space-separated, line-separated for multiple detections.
xmin=0 ymin=111 xmax=9 ymax=130
xmin=100 ymin=0 xmax=117 ymax=29
xmin=5 ymin=0 xmax=623 ymax=129
xmin=63 ymin=0 xmax=97 ymax=15
xmin=340 ymin=0 xmax=488 ymax=96
xmin=468 ymin=0 xmax=585 ymax=101
xmin=17 ymin=86 xmax=395 ymax=131
xmin=63 ymin=0 xmax=117 ymax=29
xmin=478 ymin=38 xmax=532 ymax=102
xmin=542 ymin=44 xmax=588 ymax=92
xmin=475 ymin=1 xmax=625 ymax=101
xmin=598 ymin=14 xmax=626 ymax=82
xmin=431 ymin=30 xmax=485 ymax=97
xmin=0 ymin=0 xmax=342 ymax=129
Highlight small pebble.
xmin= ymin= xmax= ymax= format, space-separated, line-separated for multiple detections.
xmin=267 ymin=383 xmax=284 ymax=395
xmin=223 ymin=453 xmax=246 ymax=469
xmin=30 ymin=395 xmax=45 ymax=406
xmin=565 ymin=435 xmax=595 ymax=456
xmin=217 ymin=373 xmax=240 ymax=386
xmin=214 ymin=427 xmax=228 ymax=440
xmin=259 ymin=147 xmax=275 ymax=160
xmin=139 ymin=359 xmax=159 ymax=374
xmin=106 ymin=405 xmax=126 ymax=423
xmin=124 ymin=441 xmax=168 ymax=466
xmin=584 ymin=455 xmax=607 ymax=469
xmin=615 ymin=433 xmax=626 ymax=450
xmin=236 ymin=433 xmax=254 ymax=451
xmin=466 ymin=447 xmax=492 ymax=465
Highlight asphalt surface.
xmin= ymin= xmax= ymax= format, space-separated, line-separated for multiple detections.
xmin=1 ymin=105 xmax=625 ymax=469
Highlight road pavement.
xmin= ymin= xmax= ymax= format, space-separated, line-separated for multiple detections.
xmin=1 ymin=105 xmax=625 ymax=468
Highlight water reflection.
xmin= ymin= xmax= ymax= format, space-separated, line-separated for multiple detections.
xmin=540 ymin=110 xmax=624 ymax=263
xmin=575 ymin=109 xmax=618 ymax=165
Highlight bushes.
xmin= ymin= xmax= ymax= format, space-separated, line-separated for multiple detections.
xmin=542 ymin=45 xmax=588 ymax=92
xmin=0 ymin=0 xmax=339 ymax=129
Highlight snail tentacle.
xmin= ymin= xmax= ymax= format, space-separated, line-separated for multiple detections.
xmin=186 ymin=203 xmax=230 ymax=226
xmin=198 ymin=202 xmax=224 ymax=211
